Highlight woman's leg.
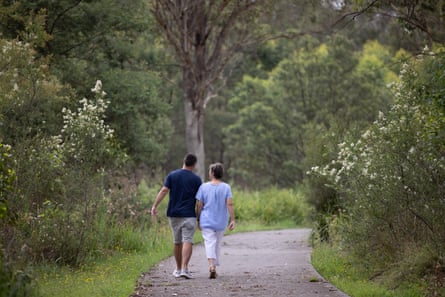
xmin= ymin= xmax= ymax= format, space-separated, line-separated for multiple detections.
xmin=214 ymin=230 xmax=225 ymax=266
xmin=202 ymin=229 xmax=217 ymax=263
xmin=202 ymin=228 xmax=218 ymax=278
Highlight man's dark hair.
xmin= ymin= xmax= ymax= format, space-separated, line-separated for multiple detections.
xmin=210 ymin=163 xmax=224 ymax=179
xmin=184 ymin=154 xmax=198 ymax=167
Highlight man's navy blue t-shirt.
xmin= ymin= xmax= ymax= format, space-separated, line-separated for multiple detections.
xmin=164 ymin=169 xmax=202 ymax=217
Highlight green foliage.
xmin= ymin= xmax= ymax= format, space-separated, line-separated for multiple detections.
xmin=0 ymin=39 xmax=70 ymax=143
xmin=0 ymin=13 xmax=170 ymax=297
xmin=310 ymin=48 xmax=445 ymax=292
xmin=0 ymin=2 xmax=51 ymax=48
xmin=312 ymin=243 xmax=425 ymax=297
xmin=0 ymin=254 xmax=34 ymax=297
xmin=225 ymin=72 xmax=305 ymax=188
xmin=59 ymin=80 xmax=124 ymax=170
xmin=0 ymin=144 xmax=15 ymax=221
xmin=296 ymin=36 xmax=398 ymax=242
xmin=1 ymin=0 xmax=172 ymax=171
xmin=103 ymin=69 xmax=172 ymax=167
xmin=2 ymin=1 xmax=444 ymax=296
xmin=36 ymin=224 xmax=172 ymax=297
xmin=36 ymin=0 xmax=172 ymax=171
xmin=350 ymin=0 xmax=445 ymax=46
xmin=225 ymin=35 xmax=396 ymax=189
xmin=35 ymin=186 xmax=308 ymax=297
xmin=2 ymin=79 xmax=127 ymax=265
xmin=234 ymin=188 xmax=310 ymax=226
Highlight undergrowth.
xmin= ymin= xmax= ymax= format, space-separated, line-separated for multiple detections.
xmin=35 ymin=187 xmax=308 ymax=297
xmin=311 ymin=242 xmax=427 ymax=297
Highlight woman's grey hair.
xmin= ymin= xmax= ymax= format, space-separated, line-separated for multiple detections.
xmin=210 ymin=163 xmax=224 ymax=179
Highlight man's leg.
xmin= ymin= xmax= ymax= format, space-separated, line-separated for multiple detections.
xmin=174 ymin=243 xmax=183 ymax=271
xmin=169 ymin=217 xmax=182 ymax=276
xmin=179 ymin=218 xmax=196 ymax=278
xmin=181 ymin=242 xmax=193 ymax=271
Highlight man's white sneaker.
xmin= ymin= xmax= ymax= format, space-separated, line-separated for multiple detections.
xmin=172 ymin=269 xmax=181 ymax=278
xmin=180 ymin=270 xmax=193 ymax=279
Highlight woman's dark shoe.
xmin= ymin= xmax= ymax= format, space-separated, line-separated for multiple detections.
xmin=209 ymin=267 xmax=217 ymax=279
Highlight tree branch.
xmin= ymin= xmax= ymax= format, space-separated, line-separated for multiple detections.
xmin=49 ymin=0 xmax=83 ymax=35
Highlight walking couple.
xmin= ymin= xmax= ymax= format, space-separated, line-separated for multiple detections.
xmin=150 ymin=154 xmax=235 ymax=279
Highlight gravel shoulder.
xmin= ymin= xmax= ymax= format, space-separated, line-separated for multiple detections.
xmin=130 ymin=228 xmax=350 ymax=297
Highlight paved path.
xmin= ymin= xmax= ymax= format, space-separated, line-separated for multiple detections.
xmin=130 ymin=229 xmax=350 ymax=297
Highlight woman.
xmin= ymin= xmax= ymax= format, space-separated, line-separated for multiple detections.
xmin=196 ymin=163 xmax=235 ymax=279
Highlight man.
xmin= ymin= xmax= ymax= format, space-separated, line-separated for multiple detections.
xmin=151 ymin=154 xmax=202 ymax=279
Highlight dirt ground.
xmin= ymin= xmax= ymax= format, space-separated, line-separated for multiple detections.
xmin=130 ymin=228 xmax=351 ymax=297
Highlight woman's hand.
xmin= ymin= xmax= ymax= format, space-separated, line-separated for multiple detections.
xmin=228 ymin=220 xmax=235 ymax=231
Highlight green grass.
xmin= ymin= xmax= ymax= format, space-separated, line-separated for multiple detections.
xmin=36 ymin=221 xmax=424 ymax=297
xmin=35 ymin=220 xmax=299 ymax=297
xmin=38 ymin=252 xmax=164 ymax=297
xmin=311 ymin=243 xmax=426 ymax=297
xmin=36 ymin=225 xmax=172 ymax=297
xmin=36 ymin=186 xmax=426 ymax=297
xmin=34 ymin=188 xmax=310 ymax=297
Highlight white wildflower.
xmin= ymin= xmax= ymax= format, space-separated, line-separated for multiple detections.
xmin=91 ymin=80 xmax=106 ymax=96
xmin=91 ymin=80 xmax=102 ymax=93
xmin=378 ymin=111 xmax=385 ymax=120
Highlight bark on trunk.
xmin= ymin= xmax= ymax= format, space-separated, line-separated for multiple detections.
xmin=152 ymin=0 xmax=265 ymax=181
xmin=184 ymin=95 xmax=205 ymax=181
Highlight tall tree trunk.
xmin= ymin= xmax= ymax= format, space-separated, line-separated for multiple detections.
xmin=184 ymin=99 xmax=205 ymax=180
xmin=152 ymin=0 xmax=268 ymax=181
xmin=183 ymin=68 xmax=206 ymax=180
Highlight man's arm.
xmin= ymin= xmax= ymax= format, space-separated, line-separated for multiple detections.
xmin=151 ymin=186 xmax=169 ymax=216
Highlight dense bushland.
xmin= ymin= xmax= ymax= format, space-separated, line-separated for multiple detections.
xmin=307 ymin=48 xmax=445 ymax=295
xmin=0 ymin=38 xmax=152 ymax=296
xmin=2 ymin=1 xmax=445 ymax=297
xmin=224 ymin=36 xmax=399 ymax=188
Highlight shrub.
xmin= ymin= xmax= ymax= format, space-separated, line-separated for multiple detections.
xmin=310 ymin=47 xmax=445 ymax=292
xmin=234 ymin=187 xmax=309 ymax=226
xmin=0 ymin=253 xmax=34 ymax=297
xmin=2 ymin=79 xmax=127 ymax=267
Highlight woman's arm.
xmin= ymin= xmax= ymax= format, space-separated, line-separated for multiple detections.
xmin=196 ymin=200 xmax=203 ymax=230
xmin=227 ymin=198 xmax=235 ymax=231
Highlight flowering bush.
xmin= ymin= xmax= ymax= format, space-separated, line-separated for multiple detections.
xmin=0 ymin=144 xmax=15 ymax=221
xmin=56 ymin=80 xmax=123 ymax=171
xmin=1 ymin=34 xmax=132 ymax=267
xmin=30 ymin=80 xmax=127 ymax=264
xmin=1 ymin=77 xmax=127 ymax=266
xmin=310 ymin=48 xmax=445 ymax=290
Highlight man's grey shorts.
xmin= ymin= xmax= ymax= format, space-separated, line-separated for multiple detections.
xmin=168 ymin=217 xmax=196 ymax=244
